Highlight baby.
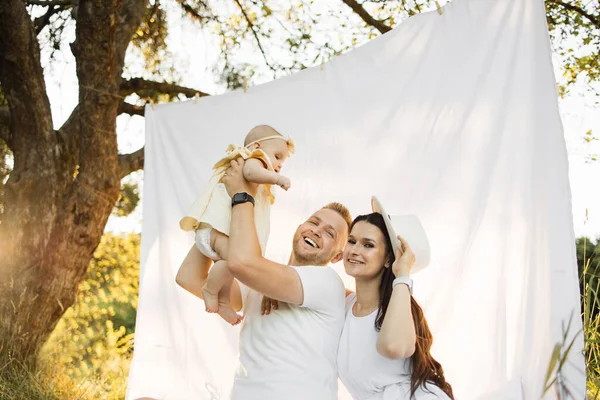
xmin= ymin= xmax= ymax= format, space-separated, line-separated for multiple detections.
xmin=179 ymin=125 xmax=294 ymax=324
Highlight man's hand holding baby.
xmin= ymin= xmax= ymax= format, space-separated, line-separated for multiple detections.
xmin=223 ymin=159 xmax=258 ymax=197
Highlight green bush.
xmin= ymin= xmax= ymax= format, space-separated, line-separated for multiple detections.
xmin=38 ymin=233 xmax=141 ymax=400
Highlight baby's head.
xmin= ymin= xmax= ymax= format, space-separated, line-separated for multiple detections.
xmin=244 ymin=125 xmax=293 ymax=173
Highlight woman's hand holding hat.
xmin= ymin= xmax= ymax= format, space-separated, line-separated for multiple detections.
xmin=392 ymin=236 xmax=415 ymax=278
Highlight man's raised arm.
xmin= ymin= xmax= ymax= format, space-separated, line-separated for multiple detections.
xmin=222 ymin=159 xmax=304 ymax=305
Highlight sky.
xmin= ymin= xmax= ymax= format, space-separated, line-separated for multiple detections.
xmin=37 ymin=1 xmax=600 ymax=240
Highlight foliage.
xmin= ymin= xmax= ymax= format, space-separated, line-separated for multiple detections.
xmin=545 ymin=0 xmax=599 ymax=99
xmin=38 ymin=233 xmax=141 ymax=400
xmin=30 ymin=0 xmax=600 ymax=96
xmin=131 ymin=0 xmax=170 ymax=75
xmin=577 ymin=236 xmax=600 ymax=312
xmin=585 ymin=129 xmax=599 ymax=162
xmin=113 ymin=182 xmax=141 ymax=218
xmin=575 ymin=236 xmax=600 ymax=397
xmin=0 ymin=357 xmax=91 ymax=400
xmin=192 ymin=1 xmax=600 ymax=95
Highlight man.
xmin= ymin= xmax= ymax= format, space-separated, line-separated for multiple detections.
xmin=177 ymin=158 xmax=352 ymax=400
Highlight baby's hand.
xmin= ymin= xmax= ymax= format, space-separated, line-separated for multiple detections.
xmin=277 ymin=175 xmax=291 ymax=191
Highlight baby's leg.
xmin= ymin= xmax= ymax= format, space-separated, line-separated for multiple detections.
xmin=202 ymin=260 xmax=242 ymax=325
xmin=201 ymin=260 xmax=227 ymax=313
xmin=210 ymin=229 xmax=229 ymax=261
xmin=195 ymin=228 xmax=228 ymax=312
xmin=217 ymin=268 xmax=243 ymax=325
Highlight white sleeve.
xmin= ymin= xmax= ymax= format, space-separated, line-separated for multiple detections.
xmin=291 ymin=266 xmax=345 ymax=315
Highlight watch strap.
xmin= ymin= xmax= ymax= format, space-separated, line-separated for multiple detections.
xmin=392 ymin=276 xmax=413 ymax=295
xmin=231 ymin=192 xmax=255 ymax=207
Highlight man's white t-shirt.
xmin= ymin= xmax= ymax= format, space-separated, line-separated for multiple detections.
xmin=231 ymin=265 xmax=346 ymax=400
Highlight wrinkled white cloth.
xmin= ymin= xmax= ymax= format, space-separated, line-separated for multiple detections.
xmin=126 ymin=0 xmax=585 ymax=398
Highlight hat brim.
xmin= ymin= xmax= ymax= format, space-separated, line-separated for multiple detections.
xmin=371 ymin=196 xmax=430 ymax=273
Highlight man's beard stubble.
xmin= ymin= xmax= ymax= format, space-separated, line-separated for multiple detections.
xmin=291 ymin=238 xmax=331 ymax=266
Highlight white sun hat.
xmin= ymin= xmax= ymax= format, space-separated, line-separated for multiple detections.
xmin=371 ymin=196 xmax=431 ymax=273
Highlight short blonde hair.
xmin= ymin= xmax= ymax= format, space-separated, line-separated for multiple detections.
xmin=322 ymin=202 xmax=352 ymax=232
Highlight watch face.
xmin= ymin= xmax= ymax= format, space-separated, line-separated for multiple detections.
xmin=232 ymin=192 xmax=254 ymax=206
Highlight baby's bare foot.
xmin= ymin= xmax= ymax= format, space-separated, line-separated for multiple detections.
xmin=217 ymin=297 xmax=243 ymax=325
xmin=202 ymin=285 xmax=219 ymax=313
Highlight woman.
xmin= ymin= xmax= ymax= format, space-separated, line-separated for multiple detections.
xmin=338 ymin=212 xmax=454 ymax=399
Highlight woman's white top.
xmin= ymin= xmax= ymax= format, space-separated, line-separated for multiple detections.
xmin=337 ymin=293 xmax=450 ymax=400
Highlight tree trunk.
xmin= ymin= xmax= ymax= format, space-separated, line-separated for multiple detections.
xmin=0 ymin=0 xmax=147 ymax=363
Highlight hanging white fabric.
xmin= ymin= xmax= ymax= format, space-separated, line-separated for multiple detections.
xmin=126 ymin=0 xmax=586 ymax=398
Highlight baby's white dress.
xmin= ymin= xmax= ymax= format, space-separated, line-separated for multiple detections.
xmin=179 ymin=145 xmax=275 ymax=253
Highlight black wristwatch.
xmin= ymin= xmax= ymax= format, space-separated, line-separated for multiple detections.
xmin=231 ymin=192 xmax=255 ymax=207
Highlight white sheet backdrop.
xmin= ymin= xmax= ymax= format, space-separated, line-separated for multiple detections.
xmin=126 ymin=0 xmax=585 ymax=398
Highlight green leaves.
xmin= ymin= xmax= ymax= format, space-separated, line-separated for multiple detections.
xmin=546 ymin=1 xmax=599 ymax=99
xmin=113 ymin=182 xmax=140 ymax=217
xmin=131 ymin=0 xmax=170 ymax=75
xmin=40 ymin=233 xmax=141 ymax=399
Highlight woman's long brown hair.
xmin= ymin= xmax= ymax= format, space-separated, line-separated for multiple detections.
xmin=351 ymin=213 xmax=454 ymax=400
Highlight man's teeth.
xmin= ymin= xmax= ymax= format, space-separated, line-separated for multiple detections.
xmin=304 ymin=238 xmax=317 ymax=248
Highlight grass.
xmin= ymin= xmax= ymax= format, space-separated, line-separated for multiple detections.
xmin=583 ymin=236 xmax=600 ymax=399
xmin=0 ymin=358 xmax=87 ymax=400
xmin=543 ymin=236 xmax=600 ymax=399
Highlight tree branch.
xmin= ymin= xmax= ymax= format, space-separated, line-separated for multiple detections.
xmin=118 ymin=102 xmax=145 ymax=116
xmin=26 ymin=0 xmax=72 ymax=6
xmin=234 ymin=0 xmax=277 ymax=74
xmin=33 ymin=4 xmax=67 ymax=35
xmin=118 ymin=147 xmax=144 ymax=178
xmin=176 ymin=0 xmax=217 ymax=25
xmin=120 ymin=77 xmax=210 ymax=98
xmin=115 ymin=0 xmax=149 ymax=75
xmin=0 ymin=107 xmax=10 ymax=146
xmin=546 ymin=0 xmax=600 ymax=29
xmin=341 ymin=0 xmax=392 ymax=34
xmin=0 ymin=0 xmax=55 ymax=157
xmin=61 ymin=0 xmax=147 ymax=162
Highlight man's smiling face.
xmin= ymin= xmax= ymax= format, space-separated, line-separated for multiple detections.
xmin=291 ymin=208 xmax=348 ymax=266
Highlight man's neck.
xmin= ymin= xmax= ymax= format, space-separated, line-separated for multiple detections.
xmin=288 ymin=255 xmax=327 ymax=267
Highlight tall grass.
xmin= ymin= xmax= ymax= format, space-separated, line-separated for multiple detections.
xmin=582 ymin=236 xmax=600 ymax=398
xmin=0 ymin=356 xmax=92 ymax=400
xmin=543 ymin=236 xmax=600 ymax=398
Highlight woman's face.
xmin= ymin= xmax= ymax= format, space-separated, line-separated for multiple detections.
xmin=343 ymin=221 xmax=389 ymax=280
